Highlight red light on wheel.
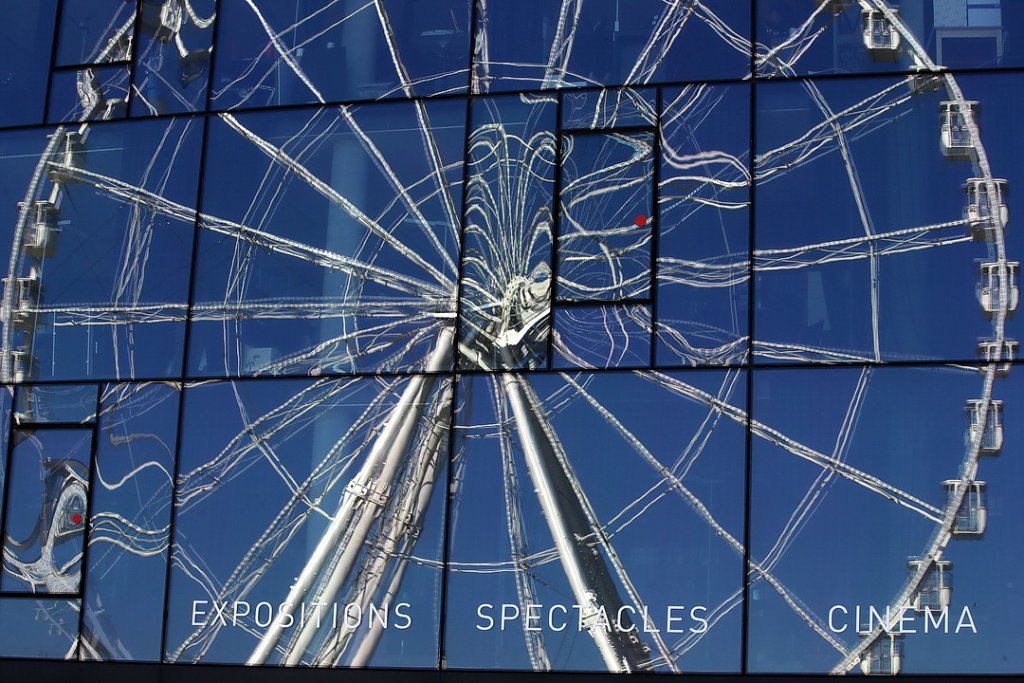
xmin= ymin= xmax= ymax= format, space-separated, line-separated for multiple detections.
xmin=634 ymin=214 xmax=647 ymax=228
xmin=71 ymin=513 xmax=82 ymax=526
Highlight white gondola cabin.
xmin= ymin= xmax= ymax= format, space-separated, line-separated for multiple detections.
xmin=977 ymin=261 xmax=1019 ymax=317
xmin=862 ymin=9 xmax=901 ymax=61
xmin=940 ymin=101 xmax=979 ymax=159
xmin=944 ymin=480 xmax=987 ymax=536
xmin=20 ymin=201 xmax=60 ymax=258
xmin=908 ymin=558 xmax=953 ymax=612
xmin=964 ymin=178 xmax=1008 ymax=240
xmin=860 ymin=634 xmax=903 ymax=676
xmin=978 ymin=338 xmax=1018 ymax=377
xmin=11 ymin=350 xmax=32 ymax=384
xmin=47 ymin=131 xmax=85 ymax=183
xmin=966 ymin=398 xmax=1003 ymax=454
xmin=6 ymin=274 xmax=41 ymax=332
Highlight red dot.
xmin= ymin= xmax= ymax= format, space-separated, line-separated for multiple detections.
xmin=71 ymin=513 xmax=82 ymax=525
xmin=634 ymin=214 xmax=648 ymax=228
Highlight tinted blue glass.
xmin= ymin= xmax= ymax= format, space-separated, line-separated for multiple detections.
xmin=657 ymin=84 xmax=749 ymax=367
xmin=0 ymin=2 xmax=57 ymax=128
xmin=748 ymin=365 xmax=1024 ymax=674
xmin=14 ymin=384 xmax=98 ymax=424
xmin=189 ymin=99 xmax=464 ymax=377
xmin=445 ymin=370 xmax=746 ymax=672
xmin=55 ymin=0 xmax=135 ymax=66
xmin=131 ymin=0 xmax=217 ymax=116
xmin=459 ymin=95 xmax=555 ymax=371
xmin=1 ymin=428 xmax=92 ymax=594
xmin=0 ymin=598 xmax=80 ymax=658
xmin=558 ymin=131 xmax=653 ymax=302
xmin=755 ymin=73 xmax=1020 ymax=363
xmin=473 ymin=0 xmax=750 ymax=93
xmin=165 ymin=376 xmax=449 ymax=666
xmin=79 ymin=382 xmax=178 ymax=661
xmin=758 ymin=0 xmax=1024 ymax=78
xmin=211 ymin=0 xmax=470 ymax=110
xmin=1 ymin=118 xmax=202 ymax=382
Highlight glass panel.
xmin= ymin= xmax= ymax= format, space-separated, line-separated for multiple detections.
xmin=2 ymin=118 xmax=202 ymax=382
xmin=0 ymin=598 xmax=80 ymax=658
xmin=561 ymin=88 xmax=657 ymax=131
xmin=48 ymin=66 xmax=131 ymax=123
xmin=657 ymin=84 xmax=749 ymax=367
xmin=558 ymin=131 xmax=653 ymax=302
xmin=1 ymin=428 xmax=92 ymax=594
xmin=748 ymin=365 xmax=1024 ymax=674
xmin=79 ymin=382 xmax=178 ymax=662
xmin=189 ymin=99 xmax=464 ymax=377
xmin=754 ymin=74 xmax=1021 ymax=363
xmin=165 ymin=375 xmax=450 ymax=666
xmin=0 ymin=2 xmax=58 ymax=128
xmin=758 ymin=0 xmax=1024 ymax=78
xmin=552 ymin=304 xmax=651 ymax=369
xmin=211 ymin=0 xmax=470 ymax=110
xmin=473 ymin=0 xmax=750 ymax=93
xmin=459 ymin=95 xmax=555 ymax=371
xmin=445 ymin=370 xmax=746 ymax=672
xmin=55 ymin=0 xmax=135 ymax=66
xmin=131 ymin=0 xmax=217 ymax=116
xmin=14 ymin=384 xmax=98 ymax=424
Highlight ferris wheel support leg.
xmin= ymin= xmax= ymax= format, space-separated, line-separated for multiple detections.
xmin=247 ymin=326 xmax=454 ymax=665
xmin=344 ymin=394 xmax=452 ymax=667
xmin=500 ymin=369 xmax=647 ymax=673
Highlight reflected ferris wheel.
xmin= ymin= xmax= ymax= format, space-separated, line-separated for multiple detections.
xmin=0 ymin=0 xmax=1017 ymax=675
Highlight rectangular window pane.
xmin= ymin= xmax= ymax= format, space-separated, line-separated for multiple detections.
xmin=15 ymin=384 xmax=98 ymax=424
xmin=164 ymin=376 xmax=449 ymax=667
xmin=0 ymin=598 xmax=80 ymax=658
xmin=558 ymin=131 xmax=653 ymax=303
xmin=459 ymin=94 xmax=555 ymax=371
xmin=80 ymin=382 xmax=179 ymax=661
xmin=1 ymin=428 xmax=92 ymax=594
xmin=445 ymin=370 xmax=746 ymax=672
xmin=189 ymin=99 xmax=464 ymax=377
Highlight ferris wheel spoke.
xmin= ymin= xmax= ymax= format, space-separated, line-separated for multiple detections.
xmin=176 ymin=377 xmax=370 ymax=508
xmin=624 ymin=0 xmax=695 ymax=86
xmin=749 ymin=560 xmax=851 ymax=656
xmin=753 ymin=219 xmax=973 ymax=272
xmin=642 ymin=371 xmax=943 ymax=522
xmin=236 ymin=0 xmax=464 ymax=262
xmin=370 ymin=0 xmax=465 ymax=234
xmin=757 ymin=79 xmax=915 ymax=184
xmin=558 ymin=372 xmax=743 ymax=557
xmin=220 ymin=113 xmax=453 ymax=288
xmin=37 ymin=163 xmax=435 ymax=299
xmin=755 ymin=2 xmax=830 ymax=75
xmin=758 ymin=368 xmax=872 ymax=575
xmin=539 ymin=0 xmax=584 ymax=89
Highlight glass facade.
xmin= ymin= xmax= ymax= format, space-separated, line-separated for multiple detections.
xmin=0 ymin=0 xmax=1021 ymax=679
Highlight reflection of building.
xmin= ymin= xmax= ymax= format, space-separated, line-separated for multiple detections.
xmin=0 ymin=1 xmax=1022 ymax=682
